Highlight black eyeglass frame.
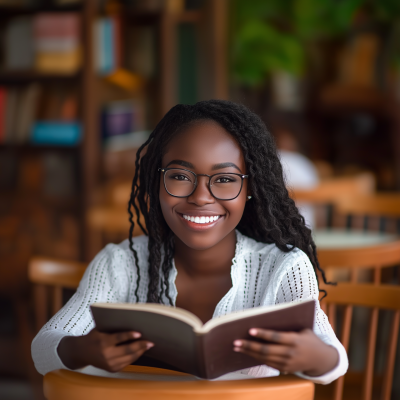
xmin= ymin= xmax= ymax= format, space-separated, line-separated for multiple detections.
xmin=158 ymin=167 xmax=249 ymax=201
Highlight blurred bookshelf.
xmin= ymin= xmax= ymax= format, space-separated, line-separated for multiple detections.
xmin=0 ymin=0 xmax=228 ymax=263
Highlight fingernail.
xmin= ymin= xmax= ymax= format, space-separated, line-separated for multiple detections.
xmin=233 ymin=347 xmax=241 ymax=352
xmin=249 ymin=328 xmax=258 ymax=335
xmin=233 ymin=340 xmax=242 ymax=347
xmin=146 ymin=342 xmax=154 ymax=349
xmin=132 ymin=332 xmax=141 ymax=339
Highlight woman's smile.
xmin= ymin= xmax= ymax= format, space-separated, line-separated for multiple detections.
xmin=176 ymin=211 xmax=225 ymax=230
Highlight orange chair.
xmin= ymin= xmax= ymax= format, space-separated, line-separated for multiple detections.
xmin=28 ymin=257 xmax=86 ymax=332
xmin=319 ymin=283 xmax=400 ymax=400
xmin=43 ymin=365 xmax=314 ymax=400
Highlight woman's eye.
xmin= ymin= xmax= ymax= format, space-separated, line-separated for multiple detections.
xmin=215 ymin=176 xmax=235 ymax=183
xmin=172 ymin=174 xmax=189 ymax=181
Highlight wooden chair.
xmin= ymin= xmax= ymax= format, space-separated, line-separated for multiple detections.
xmin=43 ymin=365 xmax=314 ymax=400
xmin=28 ymin=257 xmax=87 ymax=332
xmin=290 ymin=173 xmax=375 ymax=228
xmin=319 ymin=283 xmax=400 ymax=400
xmin=334 ymin=193 xmax=400 ymax=233
xmin=318 ymin=239 xmax=400 ymax=285
xmin=86 ymin=180 xmax=145 ymax=261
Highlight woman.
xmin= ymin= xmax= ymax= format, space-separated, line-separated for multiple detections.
xmin=32 ymin=100 xmax=347 ymax=383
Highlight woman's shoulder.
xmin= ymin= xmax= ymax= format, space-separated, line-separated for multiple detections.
xmin=101 ymin=234 xmax=148 ymax=256
xmin=236 ymin=230 xmax=311 ymax=270
xmin=88 ymin=235 xmax=149 ymax=275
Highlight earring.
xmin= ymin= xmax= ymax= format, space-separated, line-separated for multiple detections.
xmin=247 ymin=196 xmax=252 ymax=200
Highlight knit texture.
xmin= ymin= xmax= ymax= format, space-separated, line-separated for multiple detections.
xmin=32 ymin=231 xmax=348 ymax=383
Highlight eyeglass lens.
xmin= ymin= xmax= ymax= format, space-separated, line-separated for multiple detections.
xmin=164 ymin=169 xmax=243 ymax=199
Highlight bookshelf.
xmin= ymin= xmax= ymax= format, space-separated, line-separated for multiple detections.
xmin=0 ymin=0 xmax=228 ymax=263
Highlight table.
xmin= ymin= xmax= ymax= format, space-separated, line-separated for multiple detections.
xmin=313 ymin=229 xmax=399 ymax=250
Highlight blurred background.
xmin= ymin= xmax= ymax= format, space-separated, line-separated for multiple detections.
xmin=0 ymin=0 xmax=400 ymax=399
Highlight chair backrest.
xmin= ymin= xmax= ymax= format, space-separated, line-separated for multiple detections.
xmin=320 ymin=283 xmax=400 ymax=400
xmin=291 ymin=173 xmax=375 ymax=204
xmin=28 ymin=257 xmax=87 ymax=332
xmin=334 ymin=193 xmax=400 ymax=233
xmin=44 ymin=366 xmax=315 ymax=400
xmin=318 ymin=239 xmax=400 ymax=283
xmin=291 ymin=173 xmax=375 ymax=228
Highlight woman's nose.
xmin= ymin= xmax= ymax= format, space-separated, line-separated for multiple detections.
xmin=187 ymin=176 xmax=214 ymax=205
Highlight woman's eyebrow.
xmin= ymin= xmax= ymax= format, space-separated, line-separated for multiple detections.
xmin=166 ymin=159 xmax=194 ymax=169
xmin=211 ymin=162 xmax=242 ymax=172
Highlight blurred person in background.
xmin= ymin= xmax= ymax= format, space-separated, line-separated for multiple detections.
xmin=274 ymin=125 xmax=319 ymax=229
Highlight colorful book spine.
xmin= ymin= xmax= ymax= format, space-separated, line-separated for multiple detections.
xmin=31 ymin=122 xmax=82 ymax=146
xmin=33 ymin=13 xmax=81 ymax=74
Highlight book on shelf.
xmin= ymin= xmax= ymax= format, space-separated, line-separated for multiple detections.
xmin=33 ymin=13 xmax=81 ymax=74
xmin=14 ymin=83 xmax=42 ymax=144
xmin=127 ymin=25 xmax=156 ymax=78
xmin=91 ymin=299 xmax=315 ymax=379
xmin=5 ymin=17 xmax=34 ymax=70
xmin=101 ymin=100 xmax=145 ymax=140
xmin=94 ymin=16 xmax=121 ymax=76
xmin=31 ymin=122 xmax=82 ymax=146
xmin=0 ymin=83 xmax=79 ymax=145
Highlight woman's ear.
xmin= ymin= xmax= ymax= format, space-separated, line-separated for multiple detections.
xmin=246 ymin=189 xmax=252 ymax=201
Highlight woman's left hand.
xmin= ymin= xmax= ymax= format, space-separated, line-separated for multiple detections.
xmin=233 ymin=328 xmax=339 ymax=376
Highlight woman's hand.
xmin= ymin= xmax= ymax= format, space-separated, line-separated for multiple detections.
xmin=233 ymin=328 xmax=339 ymax=376
xmin=58 ymin=328 xmax=154 ymax=372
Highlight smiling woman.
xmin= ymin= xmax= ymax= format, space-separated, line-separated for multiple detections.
xmin=32 ymin=100 xmax=348 ymax=384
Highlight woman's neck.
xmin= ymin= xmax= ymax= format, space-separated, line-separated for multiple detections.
xmin=173 ymin=230 xmax=237 ymax=278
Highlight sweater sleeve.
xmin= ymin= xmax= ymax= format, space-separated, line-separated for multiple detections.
xmin=275 ymin=250 xmax=349 ymax=384
xmin=31 ymin=244 xmax=132 ymax=376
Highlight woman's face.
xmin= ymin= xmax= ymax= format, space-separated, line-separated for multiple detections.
xmin=159 ymin=120 xmax=248 ymax=251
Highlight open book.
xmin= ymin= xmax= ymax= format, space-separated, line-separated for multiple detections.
xmin=91 ymin=299 xmax=315 ymax=379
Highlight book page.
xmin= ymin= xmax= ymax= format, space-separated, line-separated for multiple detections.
xmin=198 ymin=299 xmax=314 ymax=334
xmin=92 ymin=302 xmax=203 ymax=329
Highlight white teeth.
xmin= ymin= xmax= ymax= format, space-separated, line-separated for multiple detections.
xmin=183 ymin=215 xmax=220 ymax=224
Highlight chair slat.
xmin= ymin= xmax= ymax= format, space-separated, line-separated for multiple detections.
xmin=333 ymin=305 xmax=353 ymax=400
xmin=321 ymin=283 xmax=400 ymax=310
xmin=34 ymin=284 xmax=48 ymax=333
xmin=362 ymin=308 xmax=379 ymax=400
xmin=381 ymin=310 xmax=400 ymax=400
xmin=328 ymin=304 xmax=336 ymax=332
xmin=52 ymin=286 xmax=63 ymax=316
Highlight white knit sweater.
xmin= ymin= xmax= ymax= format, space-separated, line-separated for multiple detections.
xmin=31 ymin=231 xmax=348 ymax=384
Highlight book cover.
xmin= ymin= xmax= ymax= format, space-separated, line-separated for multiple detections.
xmin=91 ymin=300 xmax=315 ymax=379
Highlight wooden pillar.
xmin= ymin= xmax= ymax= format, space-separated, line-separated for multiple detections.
xmin=82 ymin=0 xmax=100 ymax=261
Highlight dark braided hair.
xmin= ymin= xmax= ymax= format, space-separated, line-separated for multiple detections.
xmin=128 ymin=100 xmax=332 ymax=305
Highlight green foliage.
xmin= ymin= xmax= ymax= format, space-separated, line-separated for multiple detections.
xmin=231 ymin=0 xmax=400 ymax=86
xmin=293 ymin=0 xmax=363 ymax=40
xmin=232 ymin=22 xmax=304 ymax=86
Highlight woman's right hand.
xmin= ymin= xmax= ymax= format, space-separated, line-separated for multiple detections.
xmin=57 ymin=328 xmax=154 ymax=372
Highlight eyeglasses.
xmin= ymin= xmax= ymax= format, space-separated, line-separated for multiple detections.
xmin=158 ymin=167 xmax=248 ymax=200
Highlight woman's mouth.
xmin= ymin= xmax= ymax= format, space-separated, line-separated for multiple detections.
xmin=183 ymin=215 xmax=220 ymax=224
xmin=177 ymin=212 xmax=224 ymax=229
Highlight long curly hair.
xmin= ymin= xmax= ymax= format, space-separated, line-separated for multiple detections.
xmin=128 ymin=100 xmax=330 ymax=304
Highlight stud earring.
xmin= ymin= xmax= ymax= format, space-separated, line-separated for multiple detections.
xmin=247 ymin=196 xmax=252 ymax=200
